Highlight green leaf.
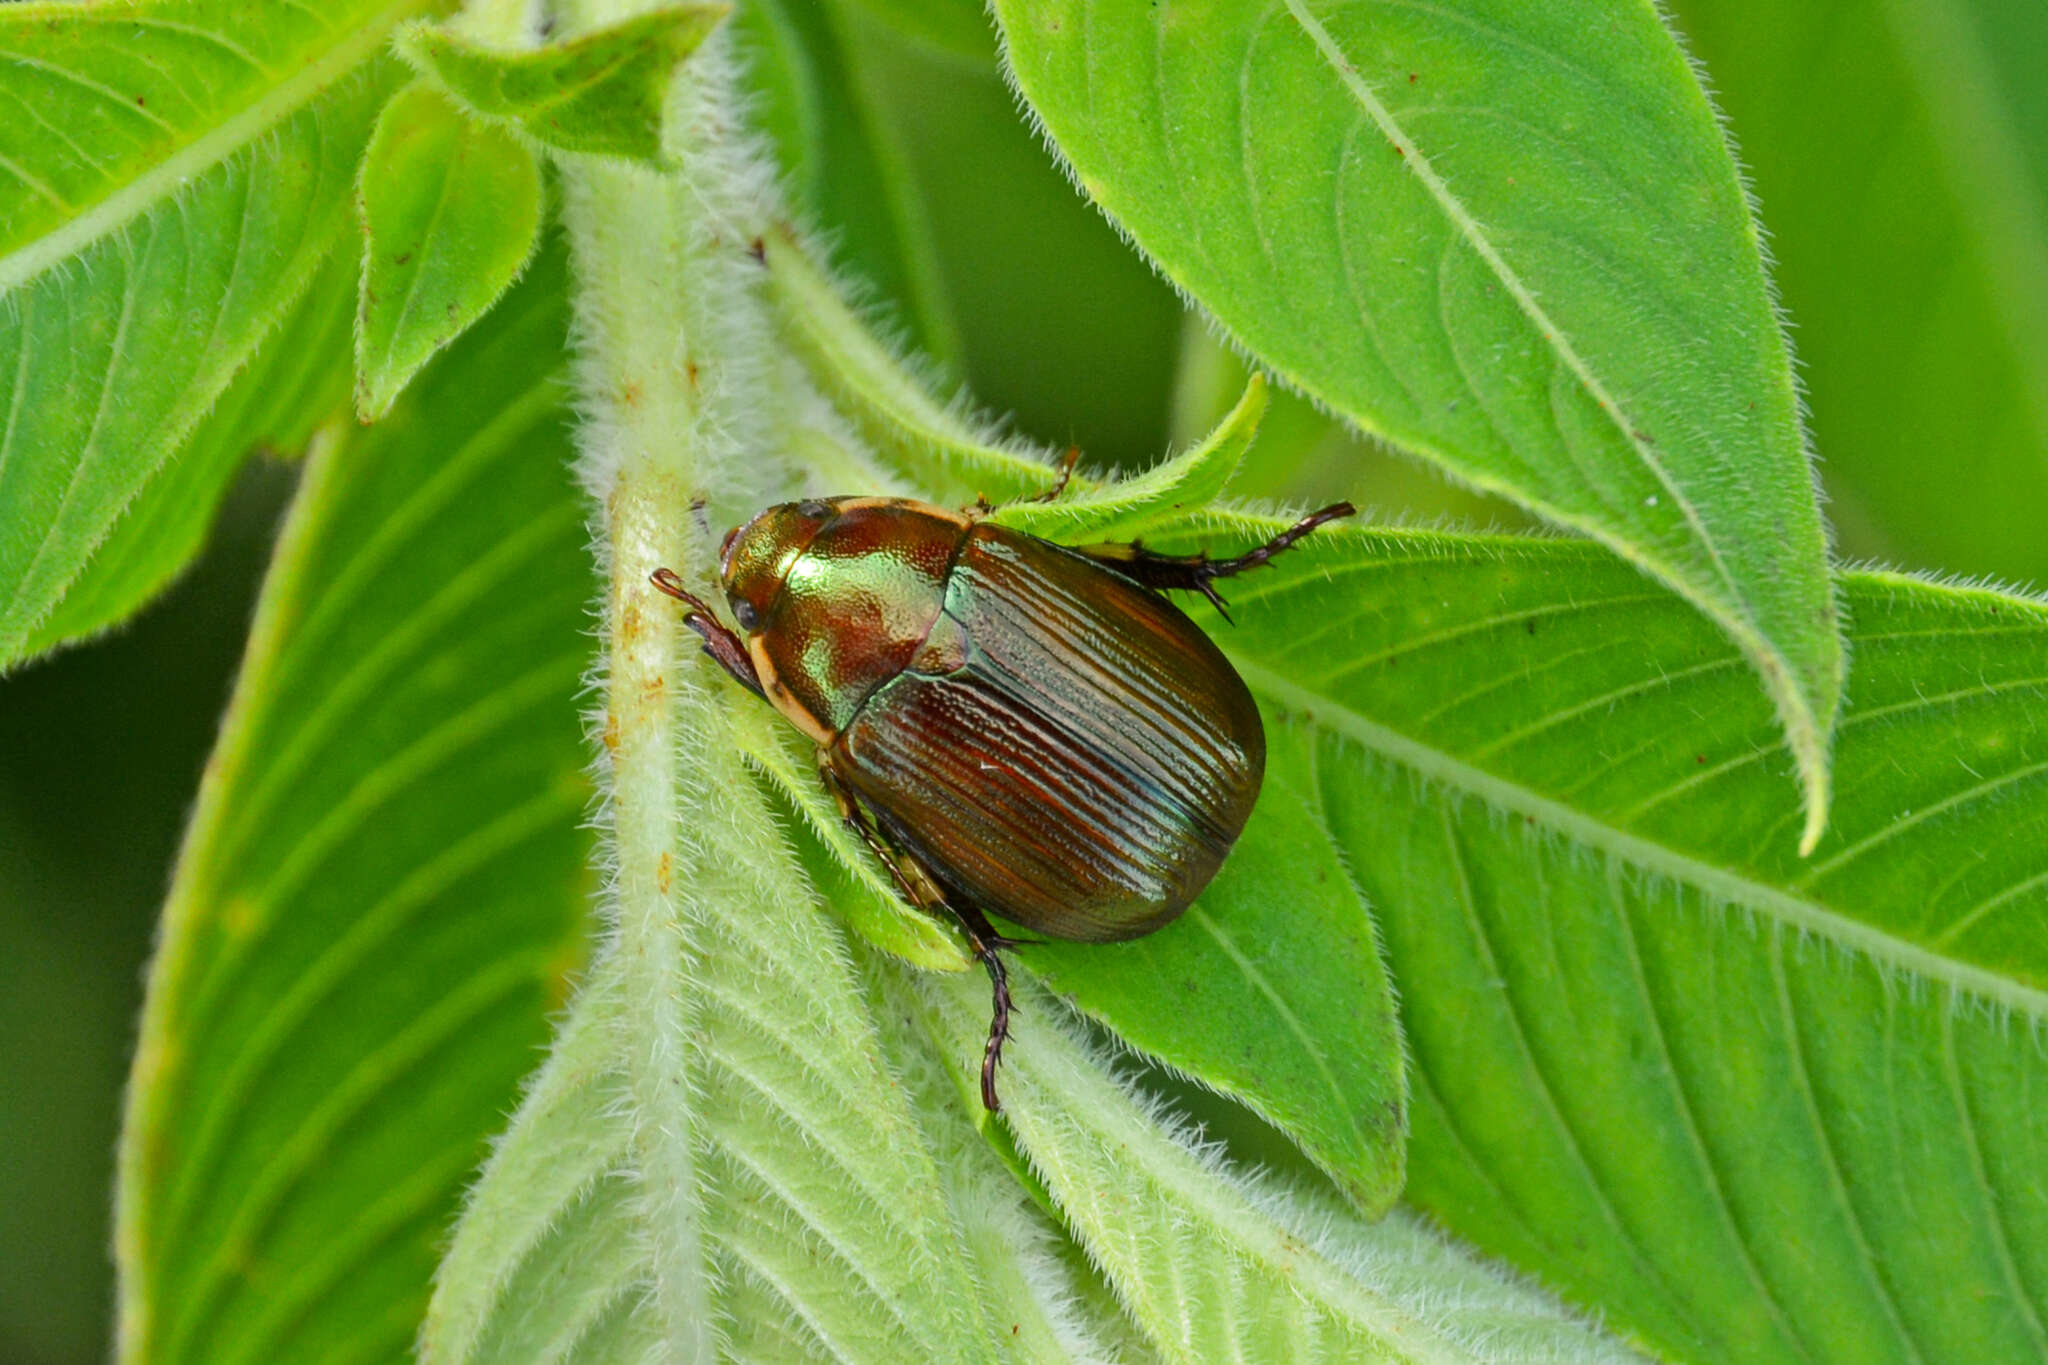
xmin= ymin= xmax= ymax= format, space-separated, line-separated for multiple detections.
xmin=1163 ymin=516 xmax=2048 ymax=1365
xmin=23 ymin=245 xmax=355 ymax=658
xmin=397 ymin=5 xmax=730 ymax=164
xmin=992 ymin=0 xmax=1845 ymax=850
xmin=1668 ymin=0 xmax=2048 ymax=585
xmin=991 ymin=374 xmax=1266 ymax=543
xmin=0 ymin=0 xmax=430 ymax=668
xmin=354 ymin=82 xmax=543 ymax=421
xmin=115 ymin=253 xmax=594 ymax=1365
xmin=914 ymin=967 xmax=1648 ymax=1364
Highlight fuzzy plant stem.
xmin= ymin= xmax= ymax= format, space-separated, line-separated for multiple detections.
xmin=571 ymin=169 xmax=713 ymax=1354
xmin=555 ymin=9 xmax=763 ymax=1356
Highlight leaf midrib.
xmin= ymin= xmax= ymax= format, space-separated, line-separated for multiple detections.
xmin=0 ymin=0 xmax=431 ymax=292
xmin=1274 ymin=0 xmax=1744 ymax=614
xmin=1233 ymin=655 xmax=2048 ymax=1020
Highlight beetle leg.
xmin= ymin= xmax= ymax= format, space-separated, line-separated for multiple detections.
xmin=650 ymin=568 xmax=765 ymax=699
xmin=1078 ymin=501 xmax=1356 ymax=618
xmin=1029 ymin=446 xmax=1083 ymax=503
xmin=816 ymin=754 xmax=1019 ymax=1112
xmin=967 ymin=447 xmax=1082 ymax=519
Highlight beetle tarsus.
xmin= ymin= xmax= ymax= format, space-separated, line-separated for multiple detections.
xmin=1080 ymin=502 xmax=1354 ymax=611
xmin=974 ymin=939 xmax=1013 ymax=1113
xmin=1030 ymin=446 xmax=1083 ymax=504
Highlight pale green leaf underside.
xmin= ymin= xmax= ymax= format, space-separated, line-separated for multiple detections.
xmin=0 ymin=0 xmax=430 ymax=666
xmin=914 ymin=968 xmax=1648 ymax=1365
xmin=992 ymin=0 xmax=1843 ymax=850
xmin=398 ymin=4 xmax=730 ymax=164
xmin=425 ymin=908 xmax=1023 ymax=1365
xmin=115 ymin=260 xmax=593 ymax=1365
xmin=355 ymin=82 xmax=543 ymax=420
xmin=1178 ymin=517 xmax=2048 ymax=1364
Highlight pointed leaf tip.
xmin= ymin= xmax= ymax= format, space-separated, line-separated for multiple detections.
xmin=397 ymin=4 xmax=731 ymax=165
xmin=354 ymin=83 xmax=543 ymax=422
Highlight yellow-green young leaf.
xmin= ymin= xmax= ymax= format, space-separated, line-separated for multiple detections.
xmin=355 ymin=82 xmax=543 ymax=420
xmin=397 ymin=5 xmax=729 ymax=164
xmin=992 ymin=374 xmax=1266 ymax=544
xmin=0 ymin=0 xmax=431 ymax=669
xmin=992 ymin=0 xmax=1845 ymax=852
xmin=115 ymin=253 xmax=593 ymax=1365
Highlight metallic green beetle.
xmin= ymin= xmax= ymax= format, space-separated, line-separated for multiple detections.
xmin=655 ymin=493 xmax=1351 ymax=1108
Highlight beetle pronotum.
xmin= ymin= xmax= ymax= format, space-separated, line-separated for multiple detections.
xmin=655 ymin=491 xmax=1352 ymax=1109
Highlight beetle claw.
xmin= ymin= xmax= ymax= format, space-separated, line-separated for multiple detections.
xmin=1195 ymin=576 xmax=1235 ymax=623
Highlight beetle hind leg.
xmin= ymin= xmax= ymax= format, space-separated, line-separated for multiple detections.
xmin=1081 ymin=501 xmax=1356 ymax=616
xmin=817 ymin=754 xmax=1021 ymax=1112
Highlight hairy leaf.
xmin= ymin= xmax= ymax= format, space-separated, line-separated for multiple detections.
xmin=1179 ymin=516 xmax=2048 ymax=1364
xmin=398 ymin=5 xmax=729 ymax=163
xmin=114 ymin=255 xmax=593 ymax=1365
xmin=916 ymin=967 xmax=1647 ymax=1364
xmin=422 ymin=874 xmax=1003 ymax=1364
xmin=0 ymin=0 xmax=431 ymax=667
xmin=992 ymin=0 xmax=1844 ymax=849
xmin=23 ymin=245 xmax=355 ymax=657
xmin=355 ymin=82 xmax=543 ymax=420
xmin=992 ymin=374 xmax=1265 ymax=543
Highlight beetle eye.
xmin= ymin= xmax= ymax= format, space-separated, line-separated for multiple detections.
xmin=733 ymin=599 xmax=761 ymax=631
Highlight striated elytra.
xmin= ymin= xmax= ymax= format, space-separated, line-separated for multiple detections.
xmin=655 ymin=492 xmax=1352 ymax=1109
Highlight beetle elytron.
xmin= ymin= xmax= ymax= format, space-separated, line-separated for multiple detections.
xmin=654 ymin=486 xmax=1351 ymax=1109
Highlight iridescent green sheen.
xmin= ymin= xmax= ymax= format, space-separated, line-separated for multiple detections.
xmin=728 ymin=498 xmax=960 ymax=735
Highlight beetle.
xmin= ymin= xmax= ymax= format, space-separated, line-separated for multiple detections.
xmin=653 ymin=489 xmax=1352 ymax=1110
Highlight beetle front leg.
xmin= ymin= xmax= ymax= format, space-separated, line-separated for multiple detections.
xmin=650 ymin=568 xmax=765 ymax=699
xmin=817 ymin=754 xmax=1018 ymax=1113
xmin=1081 ymin=501 xmax=1356 ymax=616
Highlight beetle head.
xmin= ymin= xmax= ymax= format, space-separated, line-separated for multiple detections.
xmin=719 ymin=498 xmax=843 ymax=632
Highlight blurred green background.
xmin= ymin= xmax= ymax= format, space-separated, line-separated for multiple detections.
xmin=5 ymin=1 xmax=2044 ymax=1360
